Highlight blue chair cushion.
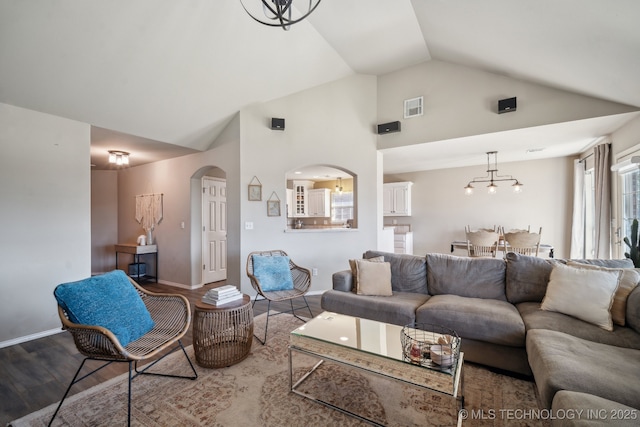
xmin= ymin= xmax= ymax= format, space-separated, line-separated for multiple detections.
xmin=252 ymin=255 xmax=295 ymax=291
xmin=54 ymin=270 xmax=155 ymax=346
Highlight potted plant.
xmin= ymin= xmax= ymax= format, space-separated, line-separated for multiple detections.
xmin=624 ymin=218 xmax=640 ymax=267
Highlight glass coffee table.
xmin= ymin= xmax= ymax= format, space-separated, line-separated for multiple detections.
xmin=289 ymin=312 xmax=464 ymax=426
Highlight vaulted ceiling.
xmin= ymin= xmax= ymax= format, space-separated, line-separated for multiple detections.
xmin=1 ymin=0 xmax=639 ymax=170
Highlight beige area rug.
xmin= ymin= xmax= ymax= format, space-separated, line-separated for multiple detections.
xmin=10 ymin=313 xmax=549 ymax=427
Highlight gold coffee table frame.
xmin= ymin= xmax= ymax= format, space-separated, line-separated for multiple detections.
xmin=289 ymin=312 xmax=464 ymax=426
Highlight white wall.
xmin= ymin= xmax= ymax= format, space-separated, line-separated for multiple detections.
xmin=113 ymin=74 xmax=380 ymax=293
xmin=238 ymin=74 xmax=380 ymax=294
xmin=0 ymin=103 xmax=90 ymax=345
xmin=377 ymin=60 xmax=637 ymax=150
xmin=385 ymin=156 xmax=573 ymax=259
xmin=611 ymin=116 xmax=640 ymax=157
xmin=91 ymin=170 xmax=118 ymax=274
xmin=116 ymin=132 xmax=241 ymax=288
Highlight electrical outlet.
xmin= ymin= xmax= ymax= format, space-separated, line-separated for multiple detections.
xmin=312 ymin=268 xmax=318 ymax=276
xmin=245 ymin=222 xmax=253 ymax=230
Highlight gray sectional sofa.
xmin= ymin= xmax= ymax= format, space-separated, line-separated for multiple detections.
xmin=321 ymin=250 xmax=640 ymax=425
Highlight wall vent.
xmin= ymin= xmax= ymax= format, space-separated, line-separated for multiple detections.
xmin=404 ymin=96 xmax=423 ymax=118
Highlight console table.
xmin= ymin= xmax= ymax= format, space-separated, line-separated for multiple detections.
xmin=115 ymin=244 xmax=158 ymax=283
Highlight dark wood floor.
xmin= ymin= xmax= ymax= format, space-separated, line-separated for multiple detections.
xmin=0 ymin=281 xmax=324 ymax=425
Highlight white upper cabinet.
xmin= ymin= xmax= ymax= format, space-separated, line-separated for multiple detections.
xmin=308 ymin=188 xmax=331 ymax=217
xmin=383 ymin=182 xmax=412 ymax=216
xmin=292 ymin=180 xmax=314 ymax=217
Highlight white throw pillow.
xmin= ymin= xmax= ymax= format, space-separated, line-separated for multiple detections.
xmin=541 ymin=263 xmax=620 ymax=331
xmin=349 ymin=256 xmax=385 ymax=293
xmin=355 ymin=260 xmax=393 ymax=296
xmin=567 ymin=262 xmax=640 ymax=326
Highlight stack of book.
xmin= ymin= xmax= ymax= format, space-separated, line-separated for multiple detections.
xmin=202 ymin=285 xmax=243 ymax=306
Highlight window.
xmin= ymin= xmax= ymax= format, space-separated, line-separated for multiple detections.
xmin=331 ymin=191 xmax=353 ymax=222
xmin=621 ymin=168 xmax=640 ymax=243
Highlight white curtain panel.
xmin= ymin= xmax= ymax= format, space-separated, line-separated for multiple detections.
xmin=594 ymin=143 xmax=612 ymax=259
xmin=570 ymin=159 xmax=586 ymax=259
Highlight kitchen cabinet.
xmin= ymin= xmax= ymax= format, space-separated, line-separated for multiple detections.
xmin=394 ymin=232 xmax=414 ymax=255
xmin=286 ymin=189 xmax=293 ymax=217
xmin=307 ymin=188 xmax=331 ymax=217
xmin=292 ymin=180 xmax=314 ymax=217
xmin=383 ymin=182 xmax=412 ymax=216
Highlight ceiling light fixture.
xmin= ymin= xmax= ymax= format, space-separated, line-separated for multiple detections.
xmin=108 ymin=150 xmax=130 ymax=166
xmin=335 ymin=177 xmax=343 ymax=194
xmin=464 ymin=151 xmax=522 ymax=195
xmin=239 ymin=0 xmax=322 ymax=31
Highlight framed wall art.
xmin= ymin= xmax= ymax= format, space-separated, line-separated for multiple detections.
xmin=248 ymin=176 xmax=262 ymax=201
xmin=267 ymin=192 xmax=281 ymax=217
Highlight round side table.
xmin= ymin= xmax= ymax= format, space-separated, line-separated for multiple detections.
xmin=193 ymin=295 xmax=253 ymax=368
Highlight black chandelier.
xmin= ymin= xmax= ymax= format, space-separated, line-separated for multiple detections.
xmin=464 ymin=151 xmax=523 ymax=195
xmin=240 ymin=0 xmax=322 ymax=30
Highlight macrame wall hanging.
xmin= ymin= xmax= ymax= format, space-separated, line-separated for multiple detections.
xmin=135 ymin=193 xmax=163 ymax=244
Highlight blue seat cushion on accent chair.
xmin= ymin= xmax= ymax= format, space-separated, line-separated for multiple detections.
xmin=252 ymin=255 xmax=295 ymax=291
xmin=54 ymin=270 xmax=155 ymax=347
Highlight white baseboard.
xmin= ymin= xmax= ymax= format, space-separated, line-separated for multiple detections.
xmin=157 ymin=279 xmax=201 ymax=290
xmin=0 ymin=328 xmax=64 ymax=349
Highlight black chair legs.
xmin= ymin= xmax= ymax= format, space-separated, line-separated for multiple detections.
xmin=48 ymin=340 xmax=197 ymax=427
xmin=252 ymin=295 xmax=313 ymax=345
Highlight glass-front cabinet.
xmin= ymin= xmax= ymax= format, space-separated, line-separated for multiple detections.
xmin=293 ymin=180 xmax=313 ymax=217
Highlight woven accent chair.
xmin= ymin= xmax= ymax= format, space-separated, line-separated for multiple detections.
xmin=246 ymin=250 xmax=313 ymax=344
xmin=465 ymin=226 xmax=500 ymax=257
xmin=49 ymin=274 xmax=197 ymax=427
xmin=502 ymin=226 xmax=542 ymax=257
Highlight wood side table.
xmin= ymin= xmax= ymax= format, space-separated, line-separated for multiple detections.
xmin=193 ymin=295 xmax=253 ymax=368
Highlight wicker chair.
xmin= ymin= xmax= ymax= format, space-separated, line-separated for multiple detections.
xmin=465 ymin=226 xmax=500 ymax=257
xmin=246 ymin=250 xmax=313 ymax=344
xmin=502 ymin=226 xmax=542 ymax=257
xmin=49 ymin=275 xmax=197 ymax=427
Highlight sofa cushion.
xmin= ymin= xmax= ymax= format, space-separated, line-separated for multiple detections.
xmin=541 ymin=263 xmax=620 ymax=331
xmin=551 ymin=391 xmax=640 ymax=427
xmin=332 ymin=270 xmax=353 ymax=292
xmin=517 ymin=302 xmax=640 ymax=350
xmin=426 ymin=253 xmax=506 ymax=301
xmin=628 ymin=285 xmax=640 ymax=334
xmin=355 ymin=260 xmax=392 ymax=296
xmin=570 ymin=258 xmax=635 ymax=268
xmin=364 ymin=251 xmax=428 ymax=294
xmin=415 ymin=295 xmax=525 ymax=347
xmin=527 ymin=329 xmax=640 ymax=410
xmin=505 ymin=253 xmax=634 ymax=305
xmin=320 ymin=289 xmax=430 ymax=327
xmin=505 ymin=252 xmax=557 ymax=304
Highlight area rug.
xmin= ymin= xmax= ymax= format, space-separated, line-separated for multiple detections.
xmin=10 ymin=313 xmax=549 ymax=427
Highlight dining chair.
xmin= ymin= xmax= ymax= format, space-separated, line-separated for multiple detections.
xmin=502 ymin=227 xmax=542 ymax=256
xmin=465 ymin=226 xmax=500 ymax=258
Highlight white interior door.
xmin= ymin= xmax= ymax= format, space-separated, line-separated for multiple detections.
xmin=202 ymin=177 xmax=227 ymax=284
